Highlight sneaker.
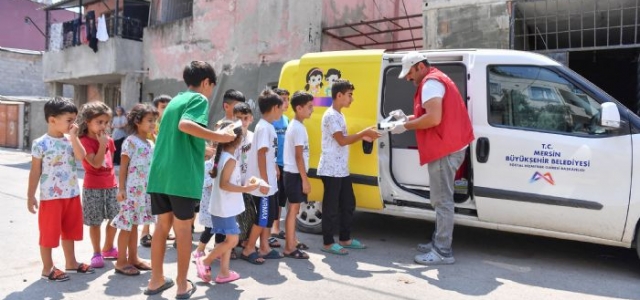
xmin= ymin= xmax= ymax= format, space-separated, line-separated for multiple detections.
xmin=102 ymin=247 xmax=119 ymax=259
xmin=414 ymin=250 xmax=455 ymax=265
xmin=416 ymin=242 xmax=432 ymax=253
xmin=192 ymin=250 xmax=205 ymax=260
xmin=90 ymin=253 xmax=104 ymax=268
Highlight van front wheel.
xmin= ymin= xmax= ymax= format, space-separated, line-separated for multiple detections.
xmin=296 ymin=201 xmax=322 ymax=234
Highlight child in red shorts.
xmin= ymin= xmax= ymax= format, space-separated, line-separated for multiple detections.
xmin=27 ymin=97 xmax=95 ymax=282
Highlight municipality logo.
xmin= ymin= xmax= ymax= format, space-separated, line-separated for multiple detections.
xmin=530 ymin=171 xmax=555 ymax=185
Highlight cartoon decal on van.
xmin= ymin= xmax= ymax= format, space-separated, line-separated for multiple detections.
xmin=303 ymin=67 xmax=344 ymax=107
xmin=304 ymin=68 xmax=324 ymax=97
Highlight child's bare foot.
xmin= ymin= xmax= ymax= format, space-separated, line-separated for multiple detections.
xmin=129 ymin=259 xmax=152 ymax=271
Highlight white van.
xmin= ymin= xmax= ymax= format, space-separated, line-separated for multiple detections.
xmin=277 ymin=49 xmax=640 ymax=257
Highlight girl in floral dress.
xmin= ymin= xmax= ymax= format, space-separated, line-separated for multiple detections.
xmin=111 ymin=104 xmax=158 ymax=276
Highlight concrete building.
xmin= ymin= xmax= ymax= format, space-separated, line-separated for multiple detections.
xmin=142 ymin=0 xmax=422 ymax=123
xmin=423 ymin=0 xmax=640 ymax=113
xmin=42 ymin=0 xmax=150 ymax=110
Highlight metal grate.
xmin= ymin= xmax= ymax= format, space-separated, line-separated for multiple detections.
xmin=322 ymin=14 xmax=423 ymax=51
xmin=512 ymin=0 xmax=640 ymax=51
xmin=149 ymin=0 xmax=193 ymax=26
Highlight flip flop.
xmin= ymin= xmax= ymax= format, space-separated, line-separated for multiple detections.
xmin=321 ymin=243 xmax=348 ymax=256
xmin=260 ymin=249 xmax=283 ymax=259
xmin=41 ymin=267 xmax=69 ymax=282
xmin=214 ymin=270 xmax=240 ymax=284
xmin=240 ymin=252 xmax=265 ymax=265
xmin=114 ymin=265 xmax=140 ymax=276
xmin=284 ymin=249 xmax=310 ymax=260
xmin=65 ymin=263 xmax=95 ymax=274
xmin=133 ymin=261 xmax=152 ymax=271
xmin=341 ymin=239 xmax=367 ymax=249
xmin=175 ymin=279 xmax=197 ymax=299
xmin=195 ymin=257 xmax=211 ymax=282
xmin=143 ymin=276 xmax=174 ymax=295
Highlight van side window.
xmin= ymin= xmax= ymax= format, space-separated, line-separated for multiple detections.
xmin=488 ymin=66 xmax=605 ymax=135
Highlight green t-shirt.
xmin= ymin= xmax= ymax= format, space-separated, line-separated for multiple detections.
xmin=147 ymin=90 xmax=209 ymax=200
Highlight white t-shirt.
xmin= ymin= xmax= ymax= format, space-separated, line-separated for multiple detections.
xmin=247 ymin=119 xmax=278 ymax=196
xmin=208 ymin=151 xmax=245 ymax=217
xmin=421 ymin=79 xmax=446 ymax=106
xmin=234 ymin=130 xmax=253 ymax=185
xmin=317 ymin=106 xmax=349 ymax=177
xmin=283 ymin=119 xmax=309 ymax=174
xmin=31 ymin=134 xmax=80 ymax=200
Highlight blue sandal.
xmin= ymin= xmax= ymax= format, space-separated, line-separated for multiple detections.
xmin=321 ymin=243 xmax=348 ymax=255
xmin=341 ymin=239 xmax=367 ymax=249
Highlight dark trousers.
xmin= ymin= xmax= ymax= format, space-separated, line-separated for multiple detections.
xmin=199 ymin=227 xmax=226 ymax=244
xmin=113 ymin=137 xmax=124 ymax=165
xmin=320 ymin=176 xmax=356 ymax=245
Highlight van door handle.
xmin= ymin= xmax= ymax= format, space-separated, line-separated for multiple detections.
xmin=476 ymin=137 xmax=489 ymax=163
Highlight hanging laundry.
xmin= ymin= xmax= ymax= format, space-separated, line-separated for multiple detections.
xmin=85 ymin=11 xmax=98 ymax=52
xmin=97 ymin=14 xmax=109 ymax=42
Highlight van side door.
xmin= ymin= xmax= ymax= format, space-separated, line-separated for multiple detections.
xmin=473 ymin=65 xmax=631 ymax=241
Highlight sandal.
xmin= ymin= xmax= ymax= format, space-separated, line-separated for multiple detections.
xmin=143 ymin=276 xmax=174 ymax=295
xmin=133 ymin=261 xmax=152 ymax=271
xmin=268 ymin=237 xmax=281 ymax=248
xmin=41 ymin=267 xmax=69 ymax=282
xmin=340 ymin=239 xmax=367 ymax=249
xmin=65 ymin=263 xmax=95 ymax=274
xmin=195 ymin=257 xmax=211 ymax=282
xmin=270 ymin=230 xmax=285 ymax=239
xmin=114 ymin=265 xmax=140 ymax=276
xmin=240 ymin=252 xmax=265 ymax=265
xmin=321 ymin=243 xmax=348 ymax=256
xmin=101 ymin=247 xmax=119 ymax=259
xmin=215 ymin=270 xmax=240 ymax=284
xmin=414 ymin=250 xmax=455 ymax=265
xmin=284 ymin=249 xmax=309 ymax=260
xmin=175 ymin=279 xmax=197 ymax=299
xmin=260 ymin=249 xmax=283 ymax=259
xmin=140 ymin=234 xmax=152 ymax=248
xmin=296 ymin=242 xmax=309 ymax=250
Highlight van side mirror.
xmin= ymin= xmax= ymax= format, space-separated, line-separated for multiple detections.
xmin=600 ymin=102 xmax=620 ymax=129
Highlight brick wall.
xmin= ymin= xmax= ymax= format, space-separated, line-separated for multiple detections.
xmin=0 ymin=47 xmax=72 ymax=97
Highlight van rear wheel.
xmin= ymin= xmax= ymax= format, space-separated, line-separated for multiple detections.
xmin=296 ymin=201 xmax=322 ymax=234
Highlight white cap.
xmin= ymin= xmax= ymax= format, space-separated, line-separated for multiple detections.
xmin=398 ymin=51 xmax=427 ymax=79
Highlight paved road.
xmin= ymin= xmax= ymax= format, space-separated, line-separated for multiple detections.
xmin=1 ymin=148 xmax=639 ymax=300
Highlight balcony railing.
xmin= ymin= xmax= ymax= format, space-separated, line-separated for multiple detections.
xmin=50 ymin=15 xmax=144 ymax=51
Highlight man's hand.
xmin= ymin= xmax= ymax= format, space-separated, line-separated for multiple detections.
xmin=389 ymin=109 xmax=408 ymax=122
xmin=302 ymin=178 xmax=311 ymax=195
xmin=27 ymin=196 xmax=38 ymax=214
xmin=116 ymin=190 xmax=126 ymax=202
xmin=390 ymin=122 xmax=407 ymax=134
xmin=97 ymin=131 xmax=109 ymax=146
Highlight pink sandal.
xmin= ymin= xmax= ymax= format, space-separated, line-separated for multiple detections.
xmin=195 ymin=257 xmax=211 ymax=282
xmin=215 ymin=270 xmax=240 ymax=284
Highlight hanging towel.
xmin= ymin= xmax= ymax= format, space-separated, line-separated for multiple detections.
xmin=97 ymin=15 xmax=109 ymax=42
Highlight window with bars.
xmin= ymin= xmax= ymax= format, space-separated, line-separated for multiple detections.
xmin=149 ymin=0 xmax=193 ymax=26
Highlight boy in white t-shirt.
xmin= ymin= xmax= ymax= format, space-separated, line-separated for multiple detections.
xmin=282 ymin=91 xmax=314 ymax=259
xmin=240 ymin=89 xmax=284 ymax=264
xmin=317 ymin=79 xmax=381 ymax=256
xmin=232 ymin=102 xmax=257 ymax=246
xmin=27 ymin=97 xmax=95 ymax=281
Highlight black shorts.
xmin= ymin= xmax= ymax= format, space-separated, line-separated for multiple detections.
xmin=283 ymin=172 xmax=307 ymax=204
xmin=276 ymin=165 xmax=288 ymax=207
xmin=150 ymin=193 xmax=197 ymax=220
xmin=251 ymin=195 xmax=278 ymax=228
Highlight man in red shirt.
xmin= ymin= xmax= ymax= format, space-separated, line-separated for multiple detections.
xmin=390 ymin=51 xmax=474 ymax=265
